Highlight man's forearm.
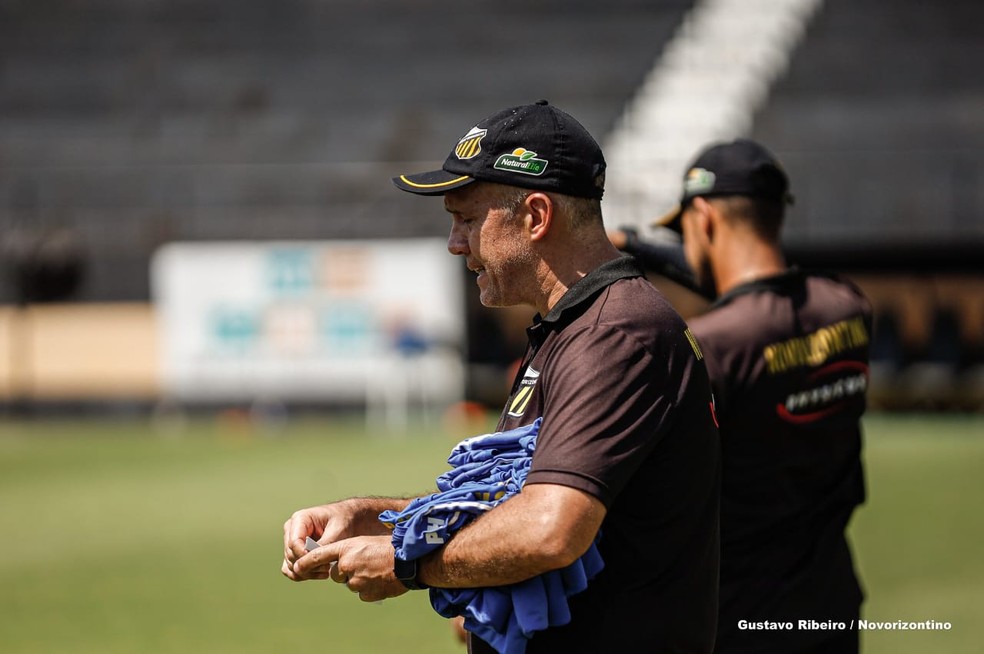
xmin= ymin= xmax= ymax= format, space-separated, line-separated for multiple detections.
xmin=618 ymin=228 xmax=712 ymax=299
xmin=416 ymin=484 xmax=605 ymax=588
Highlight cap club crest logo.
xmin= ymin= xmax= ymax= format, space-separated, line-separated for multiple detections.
xmin=508 ymin=366 xmax=540 ymax=417
xmin=455 ymin=127 xmax=487 ymax=160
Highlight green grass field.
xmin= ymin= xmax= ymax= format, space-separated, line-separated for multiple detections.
xmin=0 ymin=411 xmax=981 ymax=653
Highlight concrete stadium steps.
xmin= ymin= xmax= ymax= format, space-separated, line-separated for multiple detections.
xmin=1 ymin=0 xmax=695 ymax=302
xmin=1 ymin=1 xmax=693 ymax=154
xmin=750 ymin=0 xmax=984 ymax=249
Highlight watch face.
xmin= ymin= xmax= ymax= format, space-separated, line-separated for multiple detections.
xmin=394 ymin=557 xmax=426 ymax=590
xmin=394 ymin=556 xmax=414 ymax=578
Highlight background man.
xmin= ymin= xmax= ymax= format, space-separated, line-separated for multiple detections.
xmin=283 ymin=101 xmax=721 ymax=653
xmin=616 ymin=138 xmax=871 ymax=654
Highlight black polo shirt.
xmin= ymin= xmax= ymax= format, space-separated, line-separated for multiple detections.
xmin=470 ymin=256 xmax=721 ymax=654
xmin=690 ymin=269 xmax=870 ymax=653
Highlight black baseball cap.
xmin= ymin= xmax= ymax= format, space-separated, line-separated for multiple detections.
xmin=654 ymin=138 xmax=794 ymax=231
xmin=392 ymin=100 xmax=606 ymax=199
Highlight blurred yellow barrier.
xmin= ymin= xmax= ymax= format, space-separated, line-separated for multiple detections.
xmin=0 ymin=303 xmax=158 ymax=400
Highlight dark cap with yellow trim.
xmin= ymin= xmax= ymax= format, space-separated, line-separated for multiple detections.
xmin=654 ymin=138 xmax=794 ymax=232
xmin=392 ymin=100 xmax=606 ymax=199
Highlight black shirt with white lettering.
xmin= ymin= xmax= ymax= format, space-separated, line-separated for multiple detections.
xmin=689 ymin=269 xmax=871 ymax=653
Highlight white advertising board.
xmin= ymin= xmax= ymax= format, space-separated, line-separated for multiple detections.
xmin=150 ymin=239 xmax=464 ymax=407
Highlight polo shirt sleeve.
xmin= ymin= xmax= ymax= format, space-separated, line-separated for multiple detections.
xmin=524 ymin=324 xmax=682 ymax=507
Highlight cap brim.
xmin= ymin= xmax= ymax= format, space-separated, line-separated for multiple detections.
xmin=651 ymin=203 xmax=683 ymax=233
xmin=392 ymin=169 xmax=476 ymax=196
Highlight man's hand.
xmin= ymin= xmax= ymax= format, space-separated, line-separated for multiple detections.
xmin=607 ymin=228 xmax=629 ymax=250
xmin=289 ymin=535 xmax=411 ymax=603
xmin=282 ymin=504 xmax=355 ymax=572
xmin=282 ymin=498 xmax=408 ymax=576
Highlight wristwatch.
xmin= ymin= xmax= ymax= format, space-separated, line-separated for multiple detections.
xmin=393 ymin=556 xmax=429 ymax=590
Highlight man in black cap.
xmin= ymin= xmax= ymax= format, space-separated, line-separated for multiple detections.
xmin=282 ymin=101 xmax=721 ymax=653
xmin=614 ymin=138 xmax=871 ymax=654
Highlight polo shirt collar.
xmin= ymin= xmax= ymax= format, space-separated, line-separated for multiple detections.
xmin=709 ymin=267 xmax=806 ymax=309
xmin=529 ymin=255 xmax=644 ymax=338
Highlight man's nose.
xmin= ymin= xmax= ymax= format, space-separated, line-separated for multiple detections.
xmin=447 ymin=226 xmax=469 ymax=256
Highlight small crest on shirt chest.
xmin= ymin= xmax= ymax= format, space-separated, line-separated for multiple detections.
xmin=507 ymin=366 xmax=540 ymax=417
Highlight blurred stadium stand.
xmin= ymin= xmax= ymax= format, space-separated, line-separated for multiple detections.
xmin=0 ymin=0 xmax=691 ymax=302
xmin=0 ymin=0 xmax=981 ymax=411
xmin=751 ymin=0 xmax=984 ymax=270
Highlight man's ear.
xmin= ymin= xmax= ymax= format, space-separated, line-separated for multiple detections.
xmin=526 ymin=192 xmax=553 ymax=242
xmin=691 ymin=197 xmax=716 ymax=242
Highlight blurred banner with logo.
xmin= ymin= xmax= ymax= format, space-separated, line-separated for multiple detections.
xmin=151 ymin=239 xmax=464 ymax=413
